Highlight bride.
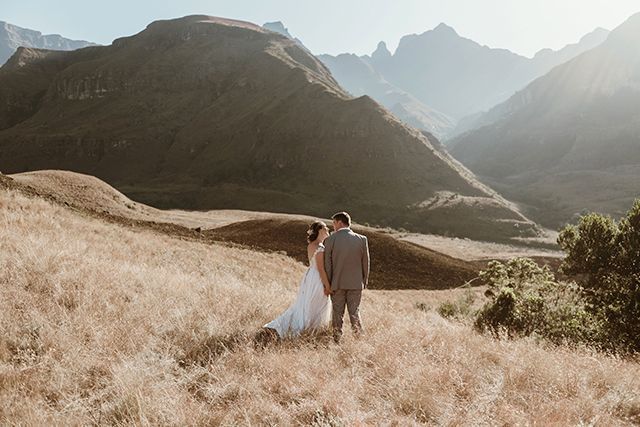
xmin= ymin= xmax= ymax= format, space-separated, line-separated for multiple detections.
xmin=264 ymin=221 xmax=333 ymax=338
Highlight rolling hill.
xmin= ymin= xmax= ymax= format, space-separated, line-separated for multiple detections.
xmin=0 ymin=170 xmax=480 ymax=290
xmin=0 ymin=15 xmax=538 ymax=241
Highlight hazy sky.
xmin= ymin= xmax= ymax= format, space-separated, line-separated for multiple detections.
xmin=3 ymin=0 xmax=639 ymax=57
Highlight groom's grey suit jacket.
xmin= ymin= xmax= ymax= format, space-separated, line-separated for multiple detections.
xmin=324 ymin=228 xmax=370 ymax=291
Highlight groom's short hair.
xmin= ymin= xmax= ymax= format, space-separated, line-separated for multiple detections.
xmin=332 ymin=212 xmax=351 ymax=227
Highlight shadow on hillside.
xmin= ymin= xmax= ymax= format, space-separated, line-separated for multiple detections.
xmin=254 ymin=328 xmax=335 ymax=349
xmin=177 ymin=328 xmax=336 ymax=367
xmin=178 ymin=332 xmax=251 ymax=367
xmin=207 ymin=218 xmax=481 ymax=290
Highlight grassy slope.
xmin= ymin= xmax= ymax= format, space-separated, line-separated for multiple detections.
xmin=1 ymin=188 xmax=639 ymax=425
xmin=6 ymin=170 xmax=480 ymax=290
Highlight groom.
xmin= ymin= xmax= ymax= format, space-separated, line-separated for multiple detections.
xmin=324 ymin=212 xmax=370 ymax=343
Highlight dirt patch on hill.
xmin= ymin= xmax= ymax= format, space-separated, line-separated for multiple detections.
xmin=207 ymin=219 xmax=479 ymax=290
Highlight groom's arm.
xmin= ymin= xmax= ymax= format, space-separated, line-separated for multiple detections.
xmin=362 ymin=236 xmax=370 ymax=288
xmin=324 ymin=235 xmax=334 ymax=283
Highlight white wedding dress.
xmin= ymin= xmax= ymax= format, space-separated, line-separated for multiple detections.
xmin=264 ymin=245 xmax=332 ymax=338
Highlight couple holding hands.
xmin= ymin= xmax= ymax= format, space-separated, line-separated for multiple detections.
xmin=264 ymin=212 xmax=370 ymax=343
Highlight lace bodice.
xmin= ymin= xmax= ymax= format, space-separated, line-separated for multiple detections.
xmin=309 ymin=244 xmax=325 ymax=267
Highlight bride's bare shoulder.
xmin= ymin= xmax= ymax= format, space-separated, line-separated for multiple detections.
xmin=306 ymin=242 xmax=316 ymax=255
xmin=307 ymin=242 xmax=325 ymax=256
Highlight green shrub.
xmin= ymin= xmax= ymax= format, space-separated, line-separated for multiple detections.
xmin=437 ymin=287 xmax=475 ymax=320
xmin=474 ymin=258 xmax=596 ymax=345
xmin=558 ymin=200 xmax=640 ymax=353
xmin=437 ymin=301 xmax=458 ymax=319
xmin=415 ymin=302 xmax=430 ymax=312
xmin=475 ymin=200 xmax=640 ymax=354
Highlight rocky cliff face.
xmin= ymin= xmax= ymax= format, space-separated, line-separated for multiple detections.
xmin=0 ymin=15 xmax=539 ymax=241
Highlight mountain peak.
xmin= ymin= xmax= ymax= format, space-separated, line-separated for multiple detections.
xmin=261 ymin=20 xmax=310 ymax=52
xmin=146 ymin=15 xmax=265 ymax=35
xmin=584 ymin=27 xmax=609 ymax=38
xmin=606 ymin=11 xmax=640 ymax=43
xmin=576 ymin=26 xmax=610 ymax=46
xmin=372 ymin=41 xmax=391 ymax=61
xmin=533 ymin=26 xmax=609 ymax=60
xmin=433 ymin=23 xmax=458 ymax=36
xmin=262 ymin=21 xmax=293 ymax=39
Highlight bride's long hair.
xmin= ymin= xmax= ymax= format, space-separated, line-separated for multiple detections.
xmin=306 ymin=221 xmax=327 ymax=243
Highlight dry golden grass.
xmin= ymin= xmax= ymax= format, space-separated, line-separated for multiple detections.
xmin=1 ymin=188 xmax=639 ymax=425
xmin=398 ymin=232 xmax=562 ymax=261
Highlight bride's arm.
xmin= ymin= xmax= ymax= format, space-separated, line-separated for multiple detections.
xmin=315 ymin=251 xmax=332 ymax=295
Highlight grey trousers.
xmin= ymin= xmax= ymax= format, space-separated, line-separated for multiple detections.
xmin=331 ymin=289 xmax=363 ymax=339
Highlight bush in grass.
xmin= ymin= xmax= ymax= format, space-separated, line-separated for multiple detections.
xmin=558 ymin=200 xmax=640 ymax=353
xmin=474 ymin=258 xmax=597 ymax=345
xmin=475 ymin=200 xmax=640 ymax=354
xmin=437 ymin=287 xmax=475 ymax=320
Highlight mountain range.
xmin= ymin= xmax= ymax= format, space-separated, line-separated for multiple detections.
xmin=320 ymin=24 xmax=609 ymax=136
xmin=448 ymin=12 xmax=640 ymax=226
xmin=265 ymin=22 xmax=455 ymax=137
xmin=318 ymin=50 xmax=455 ymax=137
xmin=0 ymin=20 xmax=95 ymax=65
xmin=0 ymin=15 xmax=538 ymax=241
